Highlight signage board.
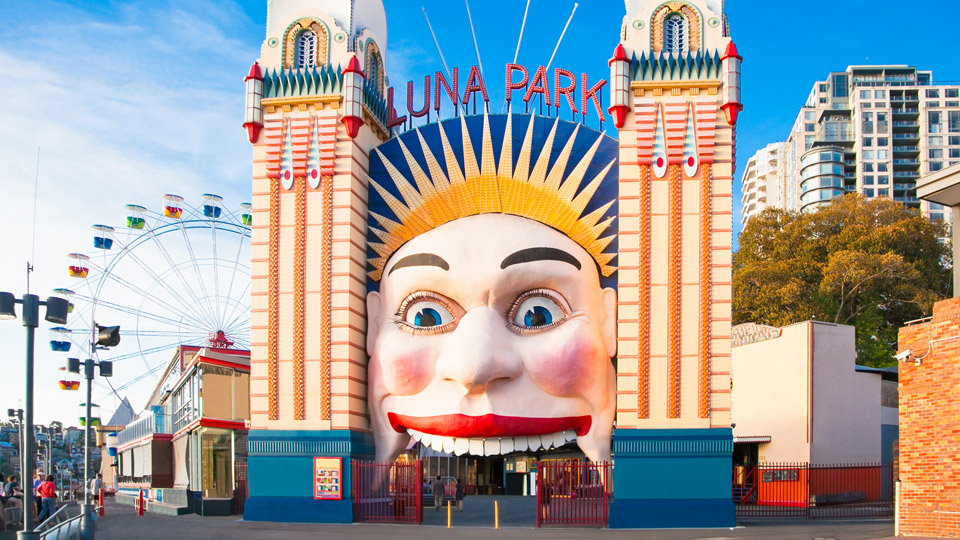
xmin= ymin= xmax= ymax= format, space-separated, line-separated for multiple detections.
xmin=314 ymin=456 xmax=342 ymax=500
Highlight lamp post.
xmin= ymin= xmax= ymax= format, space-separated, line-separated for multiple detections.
xmin=0 ymin=291 xmax=69 ymax=540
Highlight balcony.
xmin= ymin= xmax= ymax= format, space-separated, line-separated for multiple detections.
xmin=893 ymin=132 xmax=921 ymax=141
xmin=893 ymin=171 xmax=921 ymax=178
xmin=892 ymin=108 xmax=919 ymax=117
xmin=893 ymin=145 xmax=920 ymax=154
xmin=894 ymin=183 xmax=916 ymax=191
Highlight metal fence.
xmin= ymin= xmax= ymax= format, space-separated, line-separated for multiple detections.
xmin=537 ymin=460 xmax=612 ymax=527
xmin=234 ymin=460 xmax=248 ymax=515
xmin=352 ymin=460 xmax=423 ymax=524
xmin=732 ymin=462 xmax=893 ymax=518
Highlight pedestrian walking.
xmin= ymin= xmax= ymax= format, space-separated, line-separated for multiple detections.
xmin=33 ymin=470 xmax=44 ymax=516
xmin=88 ymin=473 xmax=103 ymax=502
xmin=454 ymin=478 xmax=464 ymax=511
xmin=430 ymin=475 xmax=445 ymax=511
xmin=36 ymin=475 xmax=57 ymax=522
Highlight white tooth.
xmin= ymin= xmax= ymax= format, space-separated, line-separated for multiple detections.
xmin=552 ymin=431 xmax=566 ymax=448
xmin=454 ymin=437 xmax=470 ymax=455
xmin=407 ymin=429 xmax=423 ymax=442
xmin=469 ymin=438 xmax=485 ymax=456
xmin=484 ymin=438 xmax=500 ymax=456
xmin=442 ymin=436 xmax=455 ymax=453
xmin=430 ymin=437 xmax=445 ymax=453
xmin=500 ymin=437 xmax=515 ymax=454
xmin=421 ymin=433 xmax=435 ymax=448
xmin=564 ymin=430 xmax=577 ymax=442
xmin=526 ymin=435 xmax=542 ymax=451
xmin=514 ymin=436 xmax=528 ymax=452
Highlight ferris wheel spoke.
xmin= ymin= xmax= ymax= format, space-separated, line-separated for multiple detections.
xmin=211 ymin=221 xmax=222 ymax=329
xmin=109 ymin=232 xmax=220 ymax=328
xmin=176 ymin=220 xmax=216 ymax=327
xmin=220 ymin=280 xmax=251 ymax=332
xmin=96 ymin=272 xmax=214 ymax=330
xmin=73 ymin=292 xmax=206 ymax=330
xmin=222 ymin=223 xmax=248 ymax=327
xmin=142 ymin=223 xmax=220 ymax=327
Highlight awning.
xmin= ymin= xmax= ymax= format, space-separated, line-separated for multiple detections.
xmin=734 ymin=436 xmax=771 ymax=444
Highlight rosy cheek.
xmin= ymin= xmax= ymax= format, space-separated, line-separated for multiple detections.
xmin=524 ymin=328 xmax=605 ymax=397
xmin=375 ymin=328 xmax=440 ymax=395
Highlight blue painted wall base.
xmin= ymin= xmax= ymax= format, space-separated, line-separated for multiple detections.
xmin=243 ymin=429 xmax=375 ymax=523
xmin=609 ymin=428 xmax=735 ymax=529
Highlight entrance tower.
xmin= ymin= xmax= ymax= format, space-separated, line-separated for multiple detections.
xmin=609 ymin=0 xmax=740 ymax=528
xmin=242 ymin=0 xmax=391 ymax=523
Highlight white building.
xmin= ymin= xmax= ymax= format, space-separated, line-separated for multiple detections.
xmin=743 ymin=65 xmax=959 ymax=226
xmin=740 ymin=142 xmax=786 ymax=226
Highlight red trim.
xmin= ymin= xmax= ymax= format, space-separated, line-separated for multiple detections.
xmin=116 ymin=433 xmax=172 ymax=453
xmin=244 ymin=61 xmax=263 ymax=82
xmin=197 ymin=356 xmax=250 ymax=373
xmin=608 ymin=43 xmax=629 ymax=66
xmin=342 ymin=116 xmax=362 ymax=139
xmin=343 ymin=55 xmax=365 ymax=77
xmin=245 ymin=122 xmax=262 ymax=144
xmin=721 ymin=41 xmax=742 ymax=61
xmin=609 ymin=105 xmax=629 ymax=128
xmin=172 ymin=417 xmax=247 ymax=440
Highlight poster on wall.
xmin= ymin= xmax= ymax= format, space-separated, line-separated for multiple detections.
xmin=314 ymin=457 xmax=342 ymax=500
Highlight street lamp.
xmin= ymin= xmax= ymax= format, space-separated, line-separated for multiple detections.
xmin=0 ymin=291 xmax=69 ymax=540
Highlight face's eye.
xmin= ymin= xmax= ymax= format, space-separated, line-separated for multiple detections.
xmin=509 ymin=290 xmax=569 ymax=333
xmin=401 ymin=299 xmax=455 ymax=331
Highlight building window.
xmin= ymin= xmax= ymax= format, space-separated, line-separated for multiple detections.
xmin=930 ymin=111 xmax=943 ymax=133
xmin=663 ymin=13 xmax=688 ymax=54
xmin=294 ymin=30 xmax=317 ymax=69
xmin=949 ymin=111 xmax=960 ymax=133
xmin=946 ymin=89 xmax=959 ymax=98
xmin=877 ymin=149 xmax=888 ymax=159
xmin=833 ymin=74 xmax=848 ymax=98
xmin=862 ymin=138 xmax=873 ymax=147
xmin=863 ymin=175 xmax=875 ymax=185
xmin=927 ymin=89 xmax=941 ymax=98
xmin=863 ymin=163 xmax=874 ymax=172
xmin=875 ymin=90 xmax=886 ymax=98
xmin=878 ymin=175 xmax=889 ymax=185
xmin=948 ymin=101 xmax=960 ymax=107
xmin=864 ymin=188 xmax=875 ymax=197
xmin=926 ymin=102 xmax=940 ymax=109
xmin=929 ymin=136 xmax=943 ymax=146
xmin=805 ymin=111 xmax=816 ymax=121
xmin=931 ymin=213 xmax=945 ymax=222
xmin=930 ymin=148 xmax=944 ymax=159
xmin=950 ymin=148 xmax=960 ymax=159
xmin=862 ymin=150 xmax=874 ymax=159
xmin=930 ymin=161 xmax=944 ymax=171
xmin=860 ymin=90 xmax=871 ymax=99
xmin=878 ymin=137 xmax=888 ymax=146
xmin=931 ymin=202 xmax=944 ymax=210
xmin=950 ymin=136 xmax=960 ymax=145
xmin=804 ymin=123 xmax=815 ymax=132
xmin=878 ymin=188 xmax=889 ymax=197
xmin=878 ymin=163 xmax=888 ymax=172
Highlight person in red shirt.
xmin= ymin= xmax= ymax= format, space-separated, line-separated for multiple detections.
xmin=36 ymin=475 xmax=57 ymax=522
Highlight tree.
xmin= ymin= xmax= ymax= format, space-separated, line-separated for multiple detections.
xmin=734 ymin=194 xmax=951 ymax=367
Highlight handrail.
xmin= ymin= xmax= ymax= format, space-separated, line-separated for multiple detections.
xmin=35 ymin=503 xmax=76 ymax=532
xmin=38 ymin=514 xmax=83 ymax=540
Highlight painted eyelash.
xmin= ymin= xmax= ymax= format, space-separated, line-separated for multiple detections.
xmin=395 ymin=292 xmax=458 ymax=334
xmin=506 ymin=288 xmax=570 ymax=334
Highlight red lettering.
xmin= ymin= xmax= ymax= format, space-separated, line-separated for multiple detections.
xmin=553 ymin=68 xmax=577 ymax=113
xmin=386 ymin=86 xmax=407 ymax=129
xmin=581 ymin=73 xmax=607 ymax=121
xmin=505 ymin=64 xmax=528 ymax=102
xmin=523 ymin=65 xmax=552 ymax=107
xmin=407 ymin=76 xmax=431 ymax=118
xmin=462 ymin=65 xmax=489 ymax=108
xmin=434 ymin=68 xmax=459 ymax=112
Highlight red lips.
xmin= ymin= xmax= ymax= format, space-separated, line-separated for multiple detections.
xmin=388 ymin=412 xmax=591 ymax=437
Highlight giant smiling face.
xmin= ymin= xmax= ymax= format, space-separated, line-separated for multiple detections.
xmin=366 ymin=213 xmax=617 ymax=463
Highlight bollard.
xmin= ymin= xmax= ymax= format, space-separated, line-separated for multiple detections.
xmin=495 ymin=500 xmax=499 ymax=529
xmin=447 ymin=500 xmax=451 ymax=528
xmin=137 ymin=489 xmax=145 ymax=516
xmin=98 ymin=489 xmax=104 ymax=516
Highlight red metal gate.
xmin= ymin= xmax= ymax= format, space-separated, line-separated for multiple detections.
xmin=233 ymin=460 xmax=248 ymax=515
xmin=537 ymin=460 xmax=611 ymax=527
xmin=352 ymin=460 xmax=422 ymax=524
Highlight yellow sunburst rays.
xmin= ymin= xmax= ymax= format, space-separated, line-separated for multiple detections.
xmin=367 ymin=111 xmax=618 ymax=281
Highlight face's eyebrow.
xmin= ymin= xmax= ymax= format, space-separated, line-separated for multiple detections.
xmin=387 ymin=253 xmax=450 ymax=276
xmin=500 ymin=247 xmax=582 ymax=271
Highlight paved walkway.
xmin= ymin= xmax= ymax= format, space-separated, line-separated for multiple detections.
xmin=85 ymin=498 xmax=908 ymax=540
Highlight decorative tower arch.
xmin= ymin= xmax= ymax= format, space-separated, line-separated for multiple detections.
xmin=611 ymin=0 xmax=738 ymax=528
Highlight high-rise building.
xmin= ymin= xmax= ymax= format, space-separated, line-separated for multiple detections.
xmin=742 ymin=65 xmax=959 ymax=225
xmin=740 ymin=142 xmax=786 ymax=226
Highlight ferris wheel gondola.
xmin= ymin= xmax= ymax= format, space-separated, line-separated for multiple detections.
xmin=53 ymin=193 xmax=251 ymax=406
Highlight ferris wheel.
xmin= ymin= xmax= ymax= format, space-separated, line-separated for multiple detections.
xmin=50 ymin=193 xmax=252 ymax=408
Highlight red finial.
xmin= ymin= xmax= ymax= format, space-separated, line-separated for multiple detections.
xmin=244 ymin=61 xmax=263 ymax=82
xmin=609 ymin=43 xmax=630 ymax=66
xmin=343 ymin=55 xmax=366 ymax=77
xmin=721 ymin=41 xmax=742 ymax=61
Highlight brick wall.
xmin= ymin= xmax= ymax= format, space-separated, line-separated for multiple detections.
xmin=897 ymin=296 xmax=960 ymax=538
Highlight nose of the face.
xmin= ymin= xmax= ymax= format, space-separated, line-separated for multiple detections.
xmin=435 ymin=307 xmax=522 ymax=394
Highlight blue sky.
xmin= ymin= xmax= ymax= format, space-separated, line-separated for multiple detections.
xmin=1 ymin=0 xmax=959 ymax=425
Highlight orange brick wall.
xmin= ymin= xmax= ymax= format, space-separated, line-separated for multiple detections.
xmin=897 ymin=296 xmax=960 ymax=538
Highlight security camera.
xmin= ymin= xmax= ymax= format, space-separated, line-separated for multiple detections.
xmin=894 ymin=349 xmax=912 ymax=362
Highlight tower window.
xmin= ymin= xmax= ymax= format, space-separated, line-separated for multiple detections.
xmin=663 ymin=13 xmax=688 ymax=55
xmin=294 ymin=30 xmax=317 ymax=69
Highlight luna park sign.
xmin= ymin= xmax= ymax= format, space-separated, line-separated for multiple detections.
xmin=384 ymin=63 xmax=608 ymax=129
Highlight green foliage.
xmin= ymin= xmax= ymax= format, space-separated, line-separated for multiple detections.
xmin=734 ymin=194 xmax=952 ymax=367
